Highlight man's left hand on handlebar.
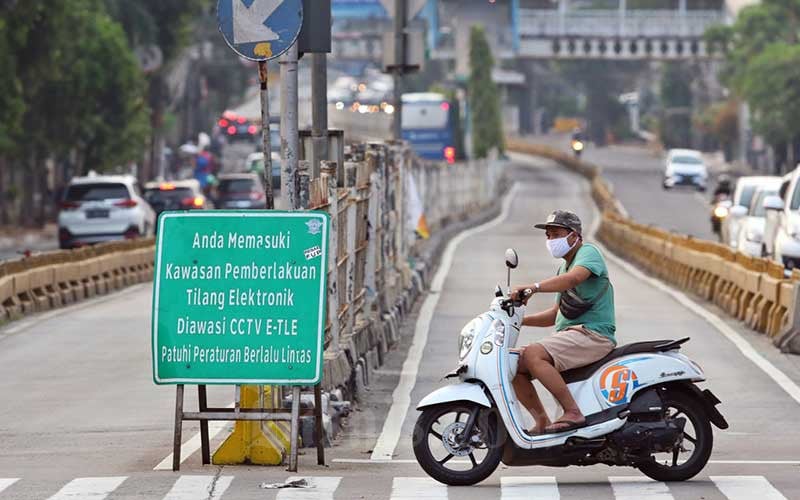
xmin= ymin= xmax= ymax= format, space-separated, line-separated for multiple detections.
xmin=510 ymin=286 xmax=537 ymax=304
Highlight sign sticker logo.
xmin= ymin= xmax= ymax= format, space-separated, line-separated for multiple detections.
xmin=599 ymin=364 xmax=641 ymax=405
xmin=306 ymin=219 xmax=323 ymax=235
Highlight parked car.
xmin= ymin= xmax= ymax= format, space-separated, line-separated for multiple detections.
xmin=735 ymin=186 xmax=781 ymax=257
xmin=722 ymin=176 xmax=782 ymax=248
xmin=763 ymin=168 xmax=800 ymax=269
xmin=662 ymin=149 xmax=708 ymax=191
xmin=58 ymin=175 xmax=155 ymax=249
xmin=213 ymin=173 xmax=267 ymax=209
xmin=245 ymin=151 xmax=281 ymax=190
xmin=143 ymin=179 xmax=213 ymax=220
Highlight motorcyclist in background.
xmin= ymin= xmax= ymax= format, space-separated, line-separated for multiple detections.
xmin=713 ymin=174 xmax=733 ymax=200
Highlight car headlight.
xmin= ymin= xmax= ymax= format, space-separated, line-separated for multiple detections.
xmin=714 ymin=206 xmax=729 ymax=219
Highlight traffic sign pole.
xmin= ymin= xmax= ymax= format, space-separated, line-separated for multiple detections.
xmin=280 ymin=43 xmax=300 ymax=210
xmin=392 ymin=0 xmax=407 ymax=140
xmin=258 ymin=61 xmax=275 ymax=210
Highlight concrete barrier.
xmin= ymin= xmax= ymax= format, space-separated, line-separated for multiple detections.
xmin=0 ymin=238 xmax=156 ymax=323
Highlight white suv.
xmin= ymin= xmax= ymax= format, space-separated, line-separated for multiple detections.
xmin=763 ymin=167 xmax=800 ymax=269
xmin=662 ymin=149 xmax=708 ymax=191
xmin=58 ymin=175 xmax=155 ymax=249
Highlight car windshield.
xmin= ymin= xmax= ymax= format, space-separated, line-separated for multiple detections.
xmin=65 ymin=183 xmax=129 ymax=201
xmin=671 ymin=155 xmax=702 ymax=165
xmin=738 ymin=185 xmax=757 ymax=210
xmin=143 ymin=187 xmax=193 ymax=204
xmin=751 ymin=190 xmax=777 ymax=217
xmin=402 ymin=103 xmax=449 ymax=130
xmin=219 ymin=178 xmax=257 ymax=193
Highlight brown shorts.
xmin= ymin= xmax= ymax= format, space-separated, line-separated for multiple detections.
xmin=538 ymin=326 xmax=615 ymax=372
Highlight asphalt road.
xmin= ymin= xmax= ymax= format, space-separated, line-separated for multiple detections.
xmin=544 ymin=138 xmax=718 ymax=241
xmin=1 ymin=155 xmax=800 ymax=499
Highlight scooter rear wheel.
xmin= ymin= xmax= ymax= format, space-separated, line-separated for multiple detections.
xmin=637 ymin=390 xmax=713 ymax=482
xmin=412 ymin=403 xmax=504 ymax=486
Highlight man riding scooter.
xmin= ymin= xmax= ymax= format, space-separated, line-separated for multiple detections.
xmin=511 ymin=210 xmax=615 ymax=434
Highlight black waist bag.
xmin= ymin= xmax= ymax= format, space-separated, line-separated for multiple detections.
xmin=559 ymin=278 xmax=610 ymax=320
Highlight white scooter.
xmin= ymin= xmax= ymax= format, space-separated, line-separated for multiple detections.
xmin=413 ymin=249 xmax=728 ymax=486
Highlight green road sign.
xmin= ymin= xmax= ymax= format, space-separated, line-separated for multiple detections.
xmin=151 ymin=211 xmax=329 ymax=385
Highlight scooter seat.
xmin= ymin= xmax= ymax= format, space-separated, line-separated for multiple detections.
xmin=561 ymin=337 xmax=690 ymax=384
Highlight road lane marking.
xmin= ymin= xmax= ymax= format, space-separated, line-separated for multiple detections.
xmin=370 ymin=183 xmax=520 ymax=460
xmin=501 ymin=476 xmax=559 ymax=500
xmin=390 ymin=477 xmax=446 ymax=499
xmin=154 ymin=403 xmax=234 ymax=470
xmin=277 ymin=477 xmax=341 ymax=499
xmin=162 ymin=475 xmax=233 ymax=500
xmin=46 ymin=476 xmax=127 ymax=500
xmin=585 ymin=182 xmax=800 ymax=407
xmin=0 ymin=479 xmax=19 ymax=494
xmin=332 ymin=457 xmax=800 ymax=465
xmin=609 ymin=476 xmax=673 ymax=500
xmin=710 ymin=476 xmax=787 ymax=500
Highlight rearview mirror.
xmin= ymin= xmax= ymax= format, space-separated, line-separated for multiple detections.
xmin=505 ymin=248 xmax=519 ymax=269
xmin=763 ymin=195 xmax=784 ymax=211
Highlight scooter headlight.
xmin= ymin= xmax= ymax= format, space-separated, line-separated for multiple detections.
xmin=492 ymin=319 xmax=506 ymax=346
xmin=459 ymin=319 xmax=478 ymax=360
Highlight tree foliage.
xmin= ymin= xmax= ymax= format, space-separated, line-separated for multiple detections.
xmin=468 ymin=26 xmax=504 ymax=159
xmin=706 ymin=0 xmax=800 ymax=144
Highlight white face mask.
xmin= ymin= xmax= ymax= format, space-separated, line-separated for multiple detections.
xmin=546 ymin=232 xmax=577 ymax=259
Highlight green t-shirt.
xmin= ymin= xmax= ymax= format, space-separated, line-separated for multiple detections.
xmin=554 ymin=243 xmax=617 ymax=345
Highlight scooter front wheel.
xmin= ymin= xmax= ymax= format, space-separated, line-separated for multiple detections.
xmin=412 ymin=403 xmax=504 ymax=486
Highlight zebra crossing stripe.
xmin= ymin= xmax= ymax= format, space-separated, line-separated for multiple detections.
xmin=501 ymin=476 xmax=559 ymax=500
xmin=276 ymin=477 xmax=341 ymax=500
xmin=390 ymin=477 xmax=447 ymax=499
xmin=710 ymin=475 xmax=788 ymax=500
xmin=46 ymin=477 xmax=127 ymax=500
xmin=0 ymin=479 xmax=19 ymax=495
xmin=609 ymin=476 xmax=673 ymax=500
xmin=162 ymin=475 xmax=233 ymax=500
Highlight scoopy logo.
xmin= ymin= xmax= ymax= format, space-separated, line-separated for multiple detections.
xmin=599 ymin=364 xmax=640 ymax=405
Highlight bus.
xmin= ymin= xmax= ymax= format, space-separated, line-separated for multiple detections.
xmin=402 ymin=93 xmax=460 ymax=164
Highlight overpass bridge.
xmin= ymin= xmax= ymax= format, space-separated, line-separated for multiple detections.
xmin=332 ymin=1 xmax=732 ymax=63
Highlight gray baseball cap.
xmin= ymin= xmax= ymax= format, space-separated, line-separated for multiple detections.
xmin=534 ymin=210 xmax=583 ymax=234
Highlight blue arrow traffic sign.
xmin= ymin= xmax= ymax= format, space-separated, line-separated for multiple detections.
xmin=218 ymin=0 xmax=304 ymax=61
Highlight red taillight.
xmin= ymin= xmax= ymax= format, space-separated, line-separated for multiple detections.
xmin=248 ymin=125 xmax=258 ymax=135
xmin=237 ymin=117 xmax=247 ymax=124
xmin=250 ymin=191 xmax=265 ymax=201
xmin=114 ymin=199 xmax=138 ymax=208
xmin=227 ymin=125 xmax=237 ymax=135
xmin=440 ymin=102 xmax=450 ymax=112
xmin=218 ymin=119 xmax=229 ymax=128
xmin=60 ymin=201 xmax=81 ymax=211
xmin=444 ymin=147 xmax=456 ymax=164
xmin=181 ymin=196 xmax=205 ymax=208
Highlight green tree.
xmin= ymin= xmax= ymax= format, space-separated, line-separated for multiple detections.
xmin=705 ymin=0 xmax=800 ymax=160
xmin=105 ymin=0 xmax=206 ymax=180
xmin=468 ymin=26 xmax=504 ymax=159
xmin=0 ymin=0 xmax=150 ymax=226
